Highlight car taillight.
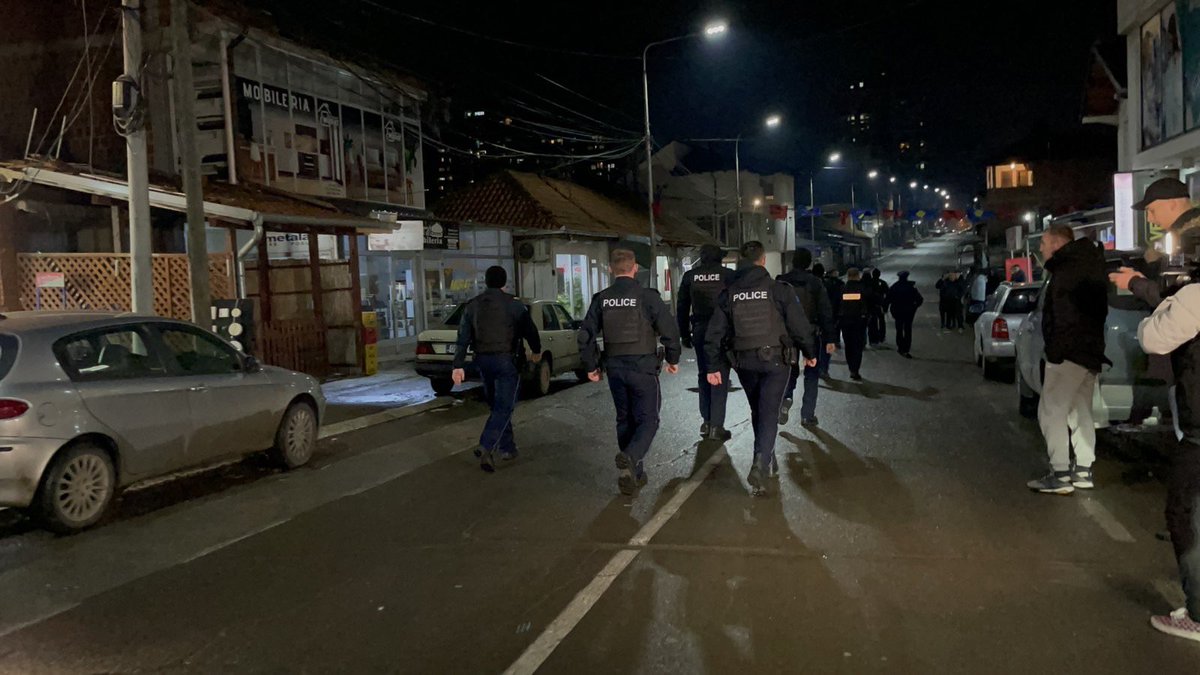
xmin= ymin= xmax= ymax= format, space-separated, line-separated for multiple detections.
xmin=991 ymin=318 xmax=1010 ymax=340
xmin=415 ymin=342 xmax=433 ymax=356
xmin=0 ymin=399 xmax=29 ymax=420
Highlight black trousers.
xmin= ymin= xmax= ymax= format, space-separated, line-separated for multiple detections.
xmin=605 ymin=367 xmax=661 ymax=466
xmin=893 ymin=314 xmax=914 ymax=354
xmin=734 ymin=357 xmax=790 ymax=468
xmin=867 ymin=307 xmax=887 ymax=344
xmin=841 ymin=319 xmax=868 ymax=375
xmin=1167 ymin=441 xmax=1200 ymax=620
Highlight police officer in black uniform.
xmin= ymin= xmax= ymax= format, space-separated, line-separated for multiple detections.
xmin=677 ymin=244 xmax=734 ymax=440
xmin=452 ymin=266 xmax=542 ymax=472
xmin=578 ymin=248 xmax=682 ymax=496
xmin=705 ymin=241 xmax=817 ymax=497
xmin=839 ymin=268 xmax=874 ymax=381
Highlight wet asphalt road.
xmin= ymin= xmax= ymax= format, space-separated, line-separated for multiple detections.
xmin=0 ymin=235 xmax=1196 ymax=673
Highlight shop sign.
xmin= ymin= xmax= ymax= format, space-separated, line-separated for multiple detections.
xmin=425 ymin=222 xmax=460 ymax=250
xmin=35 ymin=272 xmax=65 ymax=289
xmin=368 ymin=221 xmax=425 ymax=251
xmin=265 ymin=232 xmax=337 ymax=260
xmin=238 ymin=78 xmax=313 ymax=114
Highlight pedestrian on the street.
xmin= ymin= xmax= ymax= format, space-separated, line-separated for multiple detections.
xmin=1110 ymin=177 xmax=1200 ymax=641
xmin=838 ymin=268 xmax=874 ymax=381
xmin=452 ymin=266 xmax=542 ymax=472
xmin=677 ymin=244 xmax=734 ymax=441
xmin=777 ymin=248 xmax=836 ymax=427
xmin=936 ymin=271 xmax=965 ymax=330
xmin=578 ymin=248 xmax=682 ymax=496
xmin=705 ymin=241 xmax=817 ymax=497
xmin=886 ymin=271 xmax=923 ymax=358
xmin=966 ymin=266 xmax=988 ymax=325
xmin=867 ymin=268 xmax=890 ymax=346
xmin=1026 ymin=225 xmax=1109 ymax=495
xmin=819 ymin=264 xmax=844 ymax=377
xmin=1010 ymin=265 xmax=1027 ymax=283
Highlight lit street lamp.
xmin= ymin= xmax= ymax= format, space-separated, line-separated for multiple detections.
xmin=909 ymin=181 xmax=918 ymax=189
xmin=765 ymin=114 xmax=782 ymax=128
xmin=688 ymin=112 xmax=782 ymax=246
xmin=829 ymin=152 xmax=842 ymax=163
xmin=642 ymin=19 xmax=728 ymax=289
xmin=889 ymin=176 xmax=897 ymax=183
xmin=868 ymin=170 xmax=879 ymax=179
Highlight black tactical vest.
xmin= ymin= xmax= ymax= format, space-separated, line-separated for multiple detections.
xmin=472 ymin=290 xmax=516 ymax=354
xmin=601 ymin=286 xmax=658 ymax=357
xmin=840 ymin=280 xmax=868 ymax=321
xmin=730 ymin=278 xmax=787 ymax=351
xmin=689 ymin=266 xmax=727 ymax=324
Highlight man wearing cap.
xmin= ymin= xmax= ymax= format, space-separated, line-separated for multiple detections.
xmin=1110 ymin=178 xmax=1200 ymax=641
xmin=886 ymin=271 xmax=923 ymax=358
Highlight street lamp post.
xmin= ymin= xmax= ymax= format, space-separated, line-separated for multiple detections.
xmin=689 ymin=113 xmax=781 ymax=248
xmin=642 ymin=20 xmax=727 ymax=290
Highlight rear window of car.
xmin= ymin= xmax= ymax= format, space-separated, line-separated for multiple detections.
xmin=0 ymin=334 xmax=16 ymax=381
xmin=1003 ymin=288 xmax=1040 ymax=314
xmin=443 ymin=304 xmax=466 ymax=327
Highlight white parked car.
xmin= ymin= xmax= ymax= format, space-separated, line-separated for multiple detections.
xmin=415 ymin=300 xmax=590 ymax=397
xmin=973 ymin=282 xmax=1042 ymax=380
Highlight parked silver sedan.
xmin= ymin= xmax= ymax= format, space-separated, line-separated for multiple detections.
xmin=972 ymin=282 xmax=1042 ymax=380
xmin=0 ymin=312 xmax=325 ymax=532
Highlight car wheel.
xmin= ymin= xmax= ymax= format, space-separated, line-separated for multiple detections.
xmin=1016 ymin=368 xmax=1039 ymax=419
xmin=37 ymin=442 xmax=116 ymax=533
xmin=526 ymin=356 xmax=552 ymax=397
xmin=273 ymin=401 xmax=317 ymax=469
xmin=431 ymin=378 xmax=454 ymax=396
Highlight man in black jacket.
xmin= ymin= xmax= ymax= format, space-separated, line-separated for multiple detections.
xmin=1027 ymin=225 xmax=1110 ymax=495
xmin=677 ymin=244 xmax=734 ymax=440
xmin=452 ymin=266 xmax=542 ymax=472
xmin=706 ymin=241 xmax=817 ymax=496
xmin=777 ymin=248 xmax=836 ymax=426
xmin=886 ymin=271 xmax=923 ymax=358
xmin=578 ymin=249 xmax=681 ymax=496
xmin=867 ymin=268 xmax=890 ymax=346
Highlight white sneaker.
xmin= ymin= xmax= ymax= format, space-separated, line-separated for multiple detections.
xmin=1151 ymin=608 xmax=1200 ymax=642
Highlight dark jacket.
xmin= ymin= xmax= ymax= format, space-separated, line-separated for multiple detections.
xmin=577 ymin=276 xmax=681 ymax=374
xmin=453 ymin=289 xmax=542 ymax=368
xmin=703 ymin=266 xmax=816 ymax=371
xmin=871 ymin=277 xmax=890 ymax=311
xmin=677 ymin=262 xmax=734 ymax=343
xmin=936 ymin=277 xmax=966 ymax=302
xmin=838 ymin=279 xmax=878 ymax=325
xmin=886 ymin=280 xmax=924 ymax=319
xmin=1041 ymin=237 xmax=1110 ymax=373
xmin=777 ymin=268 xmax=836 ymax=345
xmin=823 ymin=275 xmax=846 ymax=319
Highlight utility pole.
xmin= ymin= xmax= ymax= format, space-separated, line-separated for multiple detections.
xmin=122 ymin=0 xmax=153 ymax=314
xmin=170 ymin=0 xmax=210 ymax=323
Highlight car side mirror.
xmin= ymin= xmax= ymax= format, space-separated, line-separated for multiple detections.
xmin=242 ymin=355 xmax=261 ymax=373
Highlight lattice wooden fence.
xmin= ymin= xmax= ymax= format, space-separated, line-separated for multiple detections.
xmin=17 ymin=253 xmax=235 ymax=320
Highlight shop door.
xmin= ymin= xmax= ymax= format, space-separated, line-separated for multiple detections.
xmin=423 ymin=260 xmax=454 ymax=328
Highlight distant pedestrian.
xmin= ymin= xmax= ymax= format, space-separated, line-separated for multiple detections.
xmin=838 ymin=268 xmax=874 ymax=381
xmin=677 ymin=244 xmax=734 ymax=441
xmin=706 ymin=241 xmax=817 ymax=496
xmin=820 ymin=265 xmax=845 ymax=377
xmin=452 ymin=266 xmax=542 ymax=472
xmin=578 ymin=249 xmax=682 ymax=496
xmin=886 ymin=271 xmax=923 ymax=358
xmin=1010 ymin=265 xmax=1027 ymax=283
xmin=966 ymin=266 xmax=988 ymax=325
xmin=867 ymin=268 xmax=890 ymax=346
xmin=777 ymin=248 xmax=836 ymax=427
xmin=1026 ymin=225 xmax=1109 ymax=495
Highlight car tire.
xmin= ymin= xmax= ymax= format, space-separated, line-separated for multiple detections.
xmin=526 ymin=356 xmax=552 ymax=397
xmin=273 ymin=401 xmax=318 ymax=469
xmin=431 ymin=378 xmax=454 ymax=396
xmin=1016 ymin=368 xmax=1039 ymax=419
xmin=36 ymin=442 xmax=117 ymax=534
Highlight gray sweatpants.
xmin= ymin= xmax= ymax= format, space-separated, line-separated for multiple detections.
xmin=1037 ymin=360 xmax=1097 ymax=472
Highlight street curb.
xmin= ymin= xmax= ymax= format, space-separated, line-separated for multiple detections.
xmin=319 ymin=397 xmax=455 ymax=439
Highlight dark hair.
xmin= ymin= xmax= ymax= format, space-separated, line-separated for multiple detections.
xmin=700 ymin=244 xmax=724 ymax=265
xmin=812 ymin=262 xmax=825 ymax=277
xmin=740 ymin=240 xmax=766 ymax=264
xmin=610 ymin=248 xmax=637 ymax=275
xmin=485 ymin=266 xmax=507 ymax=289
xmin=847 ymin=268 xmax=862 ymax=281
xmin=792 ymin=248 xmax=813 ymax=271
xmin=871 ymin=268 xmax=881 ymax=279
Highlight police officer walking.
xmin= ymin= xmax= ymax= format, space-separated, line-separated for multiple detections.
xmin=578 ymin=249 xmax=682 ymax=496
xmin=705 ymin=241 xmax=817 ymax=497
xmin=777 ymin=248 xmax=836 ymax=427
xmin=452 ymin=266 xmax=542 ymax=472
xmin=886 ymin=270 xmax=923 ymax=359
xmin=839 ymin=268 xmax=875 ymax=381
xmin=867 ymin=268 xmax=890 ymax=347
xmin=677 ymin=244 xmax=734 ymax=440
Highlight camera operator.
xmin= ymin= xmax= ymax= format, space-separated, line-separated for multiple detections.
xmin=1109 ymin=177 xmax=1200 ymax=642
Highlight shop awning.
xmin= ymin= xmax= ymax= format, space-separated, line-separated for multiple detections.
xmin=0 ymin=162 xmax=394 ymax=234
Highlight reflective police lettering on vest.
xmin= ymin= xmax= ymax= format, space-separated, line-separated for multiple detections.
xmin=603 ymin=298 xmax=639 ymax=308
xmin=730 ymin=283 xmax=787 ymax=352
xmin=602 ymin=290 xmax=657 ymax=356
xmin=733 ymin=291 xmax=770 ymax=302
xmin=693 ymin=274 xmax=724 ymax=282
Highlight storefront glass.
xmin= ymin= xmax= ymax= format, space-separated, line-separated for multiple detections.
xmin=555 ymin=253 xmax=605 ymax=319
xmin=360 ymin=254 xmax=419 ymax=343
xmin=421 ymin=226 xmax=514 ymax=328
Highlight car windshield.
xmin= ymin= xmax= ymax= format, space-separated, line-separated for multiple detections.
xmin=1002 ymin=288 xmax=1040 ymax=314
xmin=0 ymin=334 xmax=15 ymax=381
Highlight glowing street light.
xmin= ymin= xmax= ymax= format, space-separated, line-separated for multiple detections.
xmin=889 ymin=176 xmax=897 ymax=183
xmin=764 ymin=114 xmax=782 ymax=128
xmin=1023 ymin=212 xmax=1035 ymax=223
xmin=828 ymin=152 xmax=842 ymax=163
xmin=868 ymin=170 xmax=879 ymax=179
xmin=923 ymin=184 xmax=929 ymax=190
xmin=909 ymin=181 xmax=918 ymax=189
xmin=703 ymin=21 xmax=729 ymax=37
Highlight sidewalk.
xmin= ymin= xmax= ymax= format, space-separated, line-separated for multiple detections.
xmin=322 ymin=361 xmax=440 ymax=425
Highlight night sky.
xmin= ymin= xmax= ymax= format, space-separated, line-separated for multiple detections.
xmin=250 ymin=0 xmax=1117 ymax=203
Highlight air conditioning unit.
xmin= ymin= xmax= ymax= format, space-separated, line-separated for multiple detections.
xmin=517 ymin=240 xmax=551 ymax=263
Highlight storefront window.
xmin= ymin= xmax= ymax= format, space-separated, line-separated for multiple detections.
xmin=555 ymin=253 xmax=600 ymax=319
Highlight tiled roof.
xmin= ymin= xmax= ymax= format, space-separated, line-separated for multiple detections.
xmin=434 ymin=171 xmax=717 ymax=247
